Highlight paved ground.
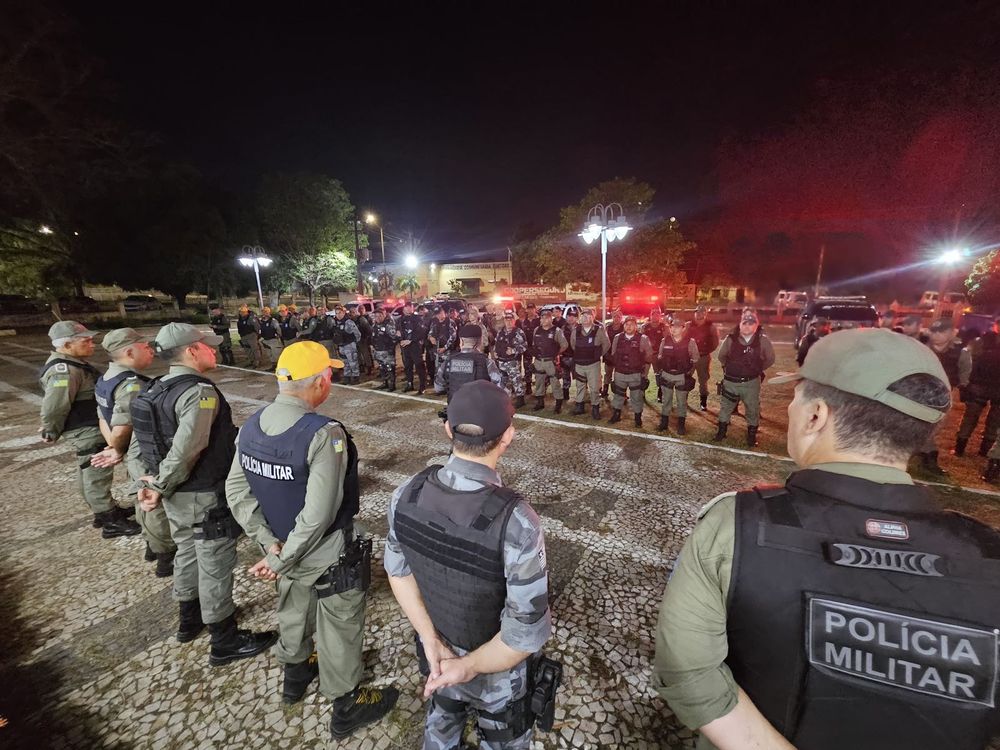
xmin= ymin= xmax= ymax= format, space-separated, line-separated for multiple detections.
xmin=1 ymin=330 xmax=998 ymax=749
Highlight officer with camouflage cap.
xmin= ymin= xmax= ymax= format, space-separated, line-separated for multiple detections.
xmin=493 ymin=311 xmax=528 ymax=407
xmin=91 ymin=328 xmax=176 ymax=573
xmin=714 ymin=309 xmax=776 ymax=447
xmin=652 ymin=329 xmax=1000 ymax=750
xmin=39 ymin=321 xmax=141 ymax=538
xmin=258 ymin=306 xmax=283 ymax=369
xmin=226 ymin=342 xmax=398 ymax=738
xmin=570 ymin=309 xmax=611 ymax=420
xmin=131 ymin=322 xmax=277 ymax=664
xmin=332 ymin=306 xmax=363 ymax=384
xmin=371 ymin=308 xmax=402 ymax=391
xmin=434 ymin=325 xmax=503 ymax=400
xmin=385 ymin=381 xmax=553 ymax=749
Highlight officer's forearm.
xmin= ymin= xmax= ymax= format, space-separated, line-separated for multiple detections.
xmin=460 ymin=632 xmax=530 ymax=677
xmin=388 ymin=573 xmax=437 ymax=642
xmin=699 ymin=687 xmax=796 ymax=750
xmin=108 ymin=424 xmax=132 ymax=453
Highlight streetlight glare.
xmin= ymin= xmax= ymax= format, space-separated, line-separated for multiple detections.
xmin=404 ymin=254 xmax=418 ymax=269
xmin=366 ymin=213 xmax=377 ymax=225
xmin=39 ymin=224 xmax=54 ymax=235
xmin=938 ymin=248 xmax=963 ymax=265
xmin=238 ymin=257 xmax=254 ymax=268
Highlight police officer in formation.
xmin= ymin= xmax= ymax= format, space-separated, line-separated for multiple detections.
xmin=384 ymin=381 xmax=552 ymax=749
xmin=654 ymin=328 xmax=1000 ymax=750
xmin=258 ymin=306 xmax=283 ymax=368
xmin=558 ymin=310 xmax=578 ymax=402
xmin=654 ymin=317 xmax=700 ymax=434
xmin=371 ymin=308 xmax=402 ymax=392
xmin=530 ymin=309 xmax=569 ymax=413
xmin=236 ymin=304 xmax=262 ymax=368
xmin=569 ymin=309 xmax=610 ymax=420
xmin=299 ymin=305 xmax=320 ymax=340
xmin=132 ymin=322 xmax=277 ymax=664
xmin=519 ymin=304 xmax=539 ymax=393
xmin=399 ymin=301 xmax=429 ymax=393
xmin=225 ymin=341 xmax=398 ymax=738
xmin=685 ymin=304 xmax=719 ymax=411
xmin=954 ymin=317 xmax=1000 ymax=461
xmin=350 ymin=307 xmax=374 ymax=376
xmin=278 ymin=304 xmax=300 ymax=343
xmin=601 ymin=309 xmax=626 ymax=400
xmin=796 ymin=316 xmax=832 ymax=367
xmin=209 ymin=303 xmax=235 ymax=365
xmin=608 ymin=315 xmax=654 ymax=427
xmin=92 ymin=328 xmax=176 ymax=574
xmin=39 ymin=321 xmax=142 ymax=538
xmin=642 ymin=309 xmax=667 ymax=402
xmin=714 ymin=309 xmax=775 ymax=447
xmin=419 ymin=304 xmax=438 ymax=383
xmin=332 ymin=306 xmax=363 ymax=384
xmin=428 ymin=306 xmax=457 ymax=375
xmin=434 ymin=325 xmax=503 ymax=400
xmin=917 ymin=318 xmax=964 ymax=475
xmin=492 ymin=311 xmax=528 ymax=407
xmin=466 ymin=306 xmax=492 ymax=353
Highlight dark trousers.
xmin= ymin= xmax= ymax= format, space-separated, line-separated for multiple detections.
xmin=958 ymin=398 xmax=1000 ymax=444
xmin=402 ymin=342 xmax=427 ymax=387
xmin=424 ymin=344 xmax=436 ymax=382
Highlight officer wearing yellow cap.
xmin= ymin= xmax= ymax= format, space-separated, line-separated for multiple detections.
xmin=653 ymin=329 xmax=1000 ymax=750
xmin=258 ymin=305 xmax=282 ymax=368
xmin=226 ymin=342 xmax=398 ymax=738
xmin=236 ymin=304 xmax=262 ymax=367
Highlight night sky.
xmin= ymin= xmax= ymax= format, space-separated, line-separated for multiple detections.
xmin=69 ymin=2 xmax=999 ymax=264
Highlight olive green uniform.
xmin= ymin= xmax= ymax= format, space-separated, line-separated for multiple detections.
xmin=610 ymin=333 xmax=654 ymax=413
xmin=652 ymin=463 xmax=911 ymax=750
xmin=532 ymin=326 xmax=569 ymax=398
xmin=39 ymin=353 xmax=114 ymax=514
xmin=226 ymin=394 xmax=363 ymax=700
xmin=572 ymin=325 xmax=611 ymax=404
xmin=715 ymin=332 xmax=776 ymax=427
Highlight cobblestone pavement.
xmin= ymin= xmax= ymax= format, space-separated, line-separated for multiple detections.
xmin=1 ymin=333 xmax=998 ymax=750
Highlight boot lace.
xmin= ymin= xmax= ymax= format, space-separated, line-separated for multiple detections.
xmin=356 ymin=687 xmax=383 ymax=705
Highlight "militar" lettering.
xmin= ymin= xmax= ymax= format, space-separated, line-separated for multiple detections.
xmin=239 ymin=452 xmax=295 ymax=481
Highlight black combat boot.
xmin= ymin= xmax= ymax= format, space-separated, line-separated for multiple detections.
xmin=282 ymin=657 xmax=319 ymax=704
xmin=513 ymin=395 xmax=525 ymax=408
xmin=155 ymin=551 xmax=175 ymax=578
xmin=570 ymin=401 xmax=583 ymax=415
xmin=921 ymin=451 xmax=946 ymax=476
xmin=591 ymin=404 xmax=600 ymax=420
xmin=562 ymin=386 xmax=570 ymax=401
xmin=403 ymin=382 xmax=414 ymax=393
xmin=713 ymin=422 xmax=729 ymax=442
xmin=954 ymin=437 xmax=969 ymax=456
xmin=376 ymin=379 xmax=389 ymax=391
xmin=98 ymin=508 xmax=142 ymax=539
xmin=554 ymin=399 xmax=563 ymax=414
xmin=144 ymin=543 xmax=157 ymax=563
xmin=979 ymin=439 xmax=995 ymax=457
xmin=331 ymin=684 xmax=400 ymax=739
xmin=982 ymin=459 xmax=1000 ymax=484
xmin=177 ymin=599 xmax=205 ymax=643
xmin=608 ymin=409 xmax=622 ymax=424
xmin=700 ymin=394 xmax=708 ymax=411
xmin=634 ymin=412 xmax=642 ymax=428
xmin=121 ymin=505 xmax=136 ymax=518
xmin=388 ymin=374 xmax=396 ymax=392
xmin=532 ymin=396 xmax=545 ymax=411
xmin=657 ymin=415 xmax=669 ymax=432
xmin=92 ymin=514 xmax=102 ymax=528
xmin=747 ymin=426 xmax=759 ymax=448
xmin=207 ymin=614 xmax=279 ymax=667
xmin=676 ymin=417 xmax=687 ymax=436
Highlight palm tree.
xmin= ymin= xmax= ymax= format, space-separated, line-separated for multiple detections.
xmin=396 ymin=274 xmax=420 ymax=300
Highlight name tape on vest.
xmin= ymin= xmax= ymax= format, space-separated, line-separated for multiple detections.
xmin=239 ymin=452 xmax=295 ymax=481
xmin=808 ymin=597 xmax=999 ymax=707
xmin=451 ymin=359 xmax=475 ymax=374
xmin=865 ymin=518 xmax=909 ymax=541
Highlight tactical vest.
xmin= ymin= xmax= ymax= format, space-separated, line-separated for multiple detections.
xmin=572 ymin=327 xmax=603 ymax=365
xmin=393 ymin=466 xmax=521 ymax=651
xmin=493 ymin=328 xmax=521 ymax=361
xmin=613 ymin=334 xmax=644 ymax=374
xmin=520 ymin=318 xmax=539 ymax=346
xmin=724 ymin=330 xmax=764 ymax=379
xmin=446 ymin=351 xmax=491 ymax=400
xmin=130 ymin=374 xmax=237 ymax=491
xmin=688 ymin=320 xmax=716 ymax=355
xmin=373 ymin=321 xmax=396 ymax=351
xmin=39 ymin=358 xmax=101 ymax=431
xmin=236 ymin=315 xmax=257 ymax=336
xmin=657 ymin=336 xmax=694 ymax=375
xmin=332 ymin=318 xmax=353 ymax=346
xmin=933 ymin=341 xmax=963 ymax=388
xmin=210 ymin=314 xmax=230 ymax=335
xmin=279 ymin=316 xmax=297 ymax=341
xmin=430 ymin=319 xmax=451 ymax=347
xmin=400 ymin=314 xmax=425 ymax=341
xmin=533 ymin=327 xmax=560 ymax=359
xmin=969 ymin=333 xmax=1000 ymax=393
xmin=237 ymin=410 xmax=359 ymax=542
xmin=95 ymin=370 xmax=150 ymax=425
xmin=259 ymin=316 xmax=278 ymax=340
xmin=643 ymin=322 xmax=666 ymax=354
xmin=727 ymin=471 xmax=1000 ymax=750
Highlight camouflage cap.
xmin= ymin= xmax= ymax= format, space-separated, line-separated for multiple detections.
xmin=48 ymin=320 xmax=97 ymax=342
xmin=102 ymin=327 xmax=147 ymax=353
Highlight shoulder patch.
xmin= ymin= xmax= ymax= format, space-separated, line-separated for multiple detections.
xmin=199 ymin=396 xmax=218 ymax=409
xmin=54 ymin=362 xmax=69 ymax=373
xmin=125 ymin=383 xmax=141 ymax=392
xmin=697 ymin=492 xmax=738 ymax=520
xmin=52 ymin=379 xmax=70 ymax=388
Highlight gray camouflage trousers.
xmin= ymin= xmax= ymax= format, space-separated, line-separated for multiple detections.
xmin=496 ymin=359 xmax=524 ymax=397
xmin=337 ymin=342 xmax=360 ymax=377
xmin=374 ymin=349 xmax=397 ymax=381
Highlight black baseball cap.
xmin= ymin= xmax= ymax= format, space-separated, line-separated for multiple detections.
xmin=448 ymin=381 xmax=515 ymax=444
xmin=459 ymin=324 xmax=482 ymax=339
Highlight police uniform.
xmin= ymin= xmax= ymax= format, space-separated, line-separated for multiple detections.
xmin=236 ymin=308 xmax=262 ymax=367
xmin=279 ymin=311 xmax=301 ymax=343
xmin=715 ymin=318 xmax=776 ymax=446
xmin=372 ymin=315 xmax=401 ymax=391
xmin=428 ymin=314 xmax=457 ymax=375
xmin=686 ymin=310 xmax=720 ymax=410
xmin=332 ymin=313 xmax=362 ymax=383
xmin=608 ymin=327 xmax=654 ymax=425
xmin=519 ymin=313 xmax=539 ymax=392
xmin=558 ymin=316 xmax=579 ymax=401
xmin=399 ymin=309 xmax=429 ymax=392
xmin=654 ymin=331 xmax=700 ymax=433
xmin=653 ymin=330 xmax=1000 ymax=750
xmin=602 ymin=318 xmax=625 ymax=399
xmin=955 ymin=330 xmax=1000 ymax=457
xmin=434 ymin=326 xmax=503 ymax=400
xmin=493 ymin=316 xmax=528 ymax=404
xmin=258 ymin=310 xmax=283 ymax=366
xmin=641 ymin=317 xmax=667 ymax=360
xmin=918 ymin=323 xmax=964 ymax=475
xmin=530 ymin=318 xmax=569 ymax=411
xmin=351 ymin=311 xmax=374 ymax=376
xmin=210 ymin=310 xmax=235 ymax=365
xmin=570 ymin=322 xmax=611 ymax=419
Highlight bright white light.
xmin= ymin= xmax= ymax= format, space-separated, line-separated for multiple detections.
xmin=615 ymin=225 xmax=631 ymax=240
xmin=238 ymin=257 xmax=254 ymax=268
xmin=39 ymin=225 xmax=54 ymax=235
xmin=366 ymin=213 xmax=377 ymax=225
xmin=588 ymin=222 xmax=602 ymax=235
xmin=430 ymin=263 xmax=436 ymax=271
xmin=257 ymin=257 xmax=273 ymax=267
xmin=579 ymin=229 xmax=597 ymax=244
xmin=938 ymin=248 xmax=963 ymax=265
xmin=404 ymin=254 xmax=418 ymax=269
xmin=670 ymin=216 xmax=677 ymax=222
xmin=73 ymin=231 xmax=79 ymax=236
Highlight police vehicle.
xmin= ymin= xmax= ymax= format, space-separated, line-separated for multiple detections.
xmin=794 ymin=297 xmax=879 ymax=348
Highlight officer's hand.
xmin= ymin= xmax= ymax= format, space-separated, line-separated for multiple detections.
xmin=420 ymin=635 xmax=457 ymax=682
xmin=424 ymin=655 xmax=477 ymax=696
xmin=91 ymin=447 xmax=123 ymax=468
xmin=249 ymin=557 xmax=279 ymax=581
xmin=401 ymin=339 xmax=410 ymax=346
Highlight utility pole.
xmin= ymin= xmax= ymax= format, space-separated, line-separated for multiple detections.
xmin=353 ymin=215 xmax=364 ymax=295
xmin=814 ymin=244 xmax=825 ymax=298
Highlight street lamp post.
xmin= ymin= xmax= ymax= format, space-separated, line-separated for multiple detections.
xmin=366 ymin=213 xmax=386 ymax=274
xmin=578 ymin=203 xmax=632 ymax=323
xmin=238 ymin=245 xmax=272 ymax=310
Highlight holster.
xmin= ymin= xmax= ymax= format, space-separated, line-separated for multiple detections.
xmin=610 ymin=381 xmax=627 ymax=396
xmin=414 ymin=632 xmax=431 ymax=677
xmin=529 ymin=655 xmax=563 ymax=732
xmin=477 ymin=653 xmax=563 ymax=742
xmin=637 ymin=376 xmax=650 ymax=392
xmin=315 ymin=530 xmax=372 ymax=598
xmin=194 ymin=502 xmax=243 ymax=541
xmin=681 ymin=373 xmax=696 ymax=392
xmin=719 ymin=382 xmax=740 ymax=403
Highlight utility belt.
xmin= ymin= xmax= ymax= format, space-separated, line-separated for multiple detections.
xmin=724 ymin=373 xmax=759 ymax=383
xmin=315 ymin=527 xmax=372 ymax=598
xmin=657 ymin=371 xmax=695 ymax=390
xmin=534 ymin=356 xmax=554 ymax=362
xmin=193 ymin=497 xmax=243 ymax=541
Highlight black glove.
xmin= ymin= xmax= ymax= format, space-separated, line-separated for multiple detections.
xmin=639 ymin=376 xmax=650 ymax=391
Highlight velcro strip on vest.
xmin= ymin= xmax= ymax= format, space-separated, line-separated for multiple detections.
xmin=394 ymin=512 xmax=506 ymax=581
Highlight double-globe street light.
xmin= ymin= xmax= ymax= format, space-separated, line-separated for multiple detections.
xmin=579 ymin=203 xmax=632 ymax=323
xmin=238 ymin=245 xmax=272 ymax=311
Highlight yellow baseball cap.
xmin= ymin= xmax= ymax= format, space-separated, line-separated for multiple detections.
xmin=263 ymin=306 xmax=272 ymax=315
xmin=274 ymin=341 xmax=344 ymax=381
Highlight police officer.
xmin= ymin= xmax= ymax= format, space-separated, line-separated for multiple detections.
xmin=428 ymin=306 xmax=457 ymax=375
xmin=350 ymin=307 xmax=374 ymax=376
xmin=714 ymin=310 xmax=776 ymax=447
xmin=372 ymin=309 xmax=401 ymax=392
xmin=642 ymin=309 xmax=667 ymax=404
xmin=918 ymin=319 xmax=964 ymax=475
xmin=900 ymin=315 xmax=928 ymax=342
xmin=796 ymin=317 xmax=832 ymax=366
xmin=92 ymin=328 xmax=176 ymax=573
xmin=685 ymin=305 xmax=719 ymax=412
xmin=954 ymin=318 xmax=1000 ymax=459
xmin=399 ymin=301 xmax=428 ymax=393
xmin=384 ymin=381 xmax=552 ymax=750
xmin=601 ymin=310 xmax=625 ymax=400
xmin=447 ymin=308 xmax=463 ymax=347
xmin=493 ymin=311 xmax=527 ymax=407
xmin=558 ymin=310 xmax=579 ymax=402
xmin=434 ymin=325 xmax=503 ymax=401
xmin=236 ymin=304 xmax=262 ymax=368
xmin=226 ymin=341 xmax=398 ymax=737
xmin=519 ymin=304 xmax=540 ymax=393
xmin=259 ymin=306 xmax=283 ymax=369
xmin=530 ymin=309 xmax=568 ymax=413
xmin=279 ymin=304 xmax=301 ymax=343
xmin=570 ymin=310 xmax=610 ymax=420
xmin=652 ymin=328 xmax=999 ymax=750
xmin=209 ymin=304 xmax=235 ymax=365
xmin=312 ymin=306 xmax=335 ymax=356
xmin=299 ymin=306 xmax=320 ymax=340
xmin=467 ymin=307 xmax=492 ymax=354
xmin=131 ymin=323 xmax=277 ymax=664
xmin=39 ymin=321 xmax=141 ymax=537
xmin=608 ymin=315 xmax=654 ymax=427
xmin=654 ymin=317 xmax=700 ymax=434
xmin=419 ymin=304 xmax=438 ymax=383
xmin=332 ymin=306 xmax=363 ymax=384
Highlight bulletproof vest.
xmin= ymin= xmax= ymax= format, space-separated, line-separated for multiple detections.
xmin=209 ymin=314 xmax=229 ymax=335
xmin=38 ymin=358 xmax=102 ymax=430
xmin=130 ymin=374 xmax=237 ymax=491
xmin=310 ymin=316 xmax=334 ymax=342
xmin=372 ymin=321 xmax=396 ymax=351
xmin=279 ymin=316 xmax=297 ymax=340
xmin=969 ymin=333 xmax=1000 ymax=391
xmin=236 ymin=315 xmax=257 ymax=336
xmin=332 ymin=318 xmax=353 ymax=345
xmin=533 ymin=326 xmax=560 ymax=359
xmin=259 ymin=316 xmax=278 ymax=340
xmin=446 ymin=351 xmax=491 ymax=401
xmin=606 ymin=323 xmax=625 ymax=344
xmin=562 ymin=324 xmax=578 ymax=356
xmin=727 ymin=471 xmax=1000 ymax=750
xmin=520 ymin=317 xmax=538 ymax=345
xmin=657 ymin=336 xmax=694 ymax=374
xmin=688 ymin=320 xmax=715 ymax=354
xmin=573 ymin=326 xmax=603 ymax=365
xmin=724 ymin=330 xmax=764 ymax=379
xmin=933 ymin=341 xmax=963 ymax=388
xmin=95 ymin=370 xmax=150 ymax=425
xmin=393 ymin=466 xmax=520 ymax=651
xmin=643 ymin=322 xmax=665 ymax=354
xmin=613 ymin=334 xmax=644 ymax=374
xmin=430 ymin=319 xmax=451 ymax=346
xmin=237 ymin=410 xmax=359 ymax=542
xmin=493 ymin=328 xmax=521 ymax=360
xmin=400 ymin=313 xmax=424 ymax=341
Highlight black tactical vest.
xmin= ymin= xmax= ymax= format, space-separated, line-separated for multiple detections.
xmin=643 ymin=322 xmax=666 ymax=354
xmin=727 ymin=470 xmax=1000 ymax=750
xmin=613 ymin=334 xmax=644 ymax=374
xmin=260 ymin=316 xmax=278 ymax=340
xmin=39 ymin=358 xmax=101 ymax=431
xmin=970 ymin=333 xmax=1000 ymax=393
xmin=331 ymin=318 xmax=351 ymax=345
xmin=724 ymin=330 xmax=764 ymax=379
xmin=95 ymin=370 xmax=150 ymax=425
xmin=394 ymin=466 xmax=521 ymax=651
xmin=210 ymin=314 xmax=230 ymax=336
xmin=279 ymin=316 xmax=297 ymax=341
xmin=562 ymin=324 xmax=577 ymax=356
xmin=493 ymin=328 xmax=521 ymax=361
xmin=657 ymin=336 xmax=694 ymax=374
xmin=237 ymin=410 xmax=359 ymax=541
xmin=400 ymin=313 xmax=425 ymax=342
xmin=571 ymin=327 xmax=601 ymax=365
xmin=520 ymin=317 xmax=538 ymax=346
xmin=236 ymin=315 xmax=257 ymax=336
xmin=688 ymin=320 xmax=716 ymax=355
xmin=372 ymin=321 xmax=396 ymax=351
xmin=446 ymin=352 xmax=491 ymax=401
xmin=130 ymin=374 xmax=237 ymax=491
xmin=533 ymin=326 xmax=560 ymax=359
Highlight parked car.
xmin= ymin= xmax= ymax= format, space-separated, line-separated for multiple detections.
xmin=122 ymin=294 xmax=162 ymax=312
xmin=58 ymin=295 xmax=100 ymax=313
xmin=794 ymin=297 xmax=879 ymax=347
xmin=0 ymin=294 xmax=49 ymax=315
xmin=774 ymin=290 xmax=809 ymax=310
xmin=539 ymin=302 xmax=585 ymax=319
xmin=422 ymin=298 xmax=468 ymax=317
